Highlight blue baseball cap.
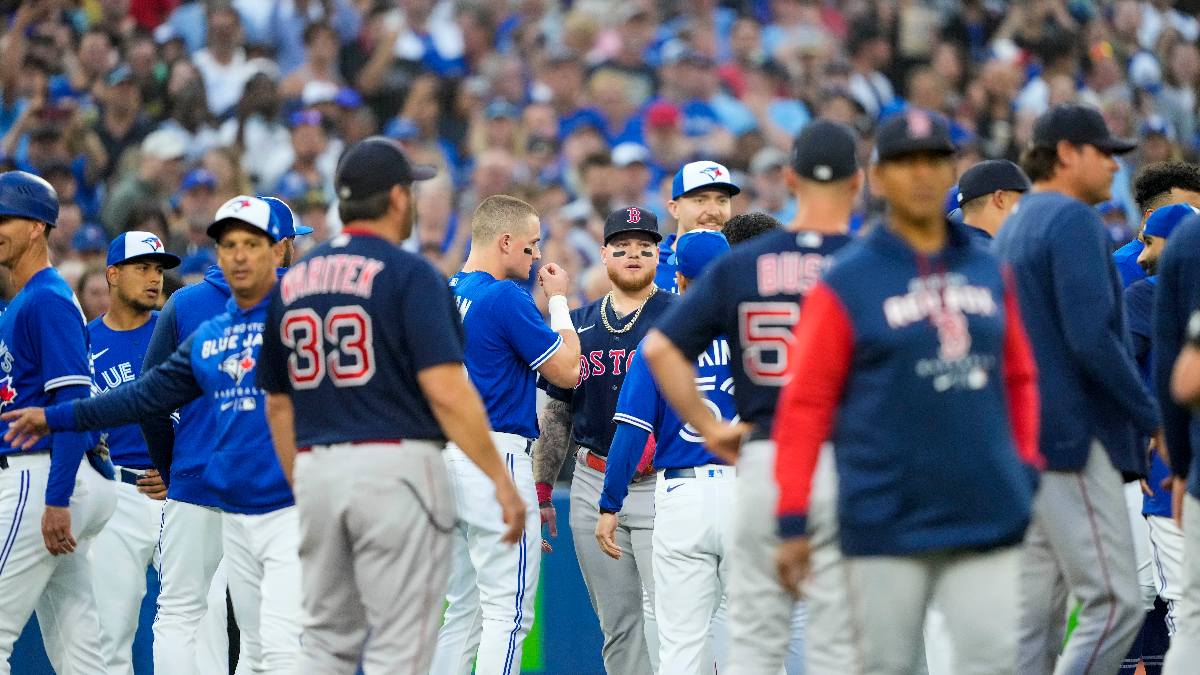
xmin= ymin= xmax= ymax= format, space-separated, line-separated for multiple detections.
xmin=485 ymin=99 xmax=520 ymax=121
xmin=671 ymin=161 xmax=740 ymax=200
xmin=335 ymin=87 xmax=363 ymax=109
xmin=107 ymin=230 xmax=181 ymax=268
xmin=1143 ymin=203 xmax=1200 ymax=238
xmin=672 ymin=229 xmax=730 ymax=279
xmin=259 ymin=195 xmax=313 ymax=237
xmin=384 ymin=116 xmax=420 ymax=141
xmin=72 ymin=223 xmax=109 ymax=253
xmin=179 ymin=167 xmax=217 ymax=193
xmin=207 ymin=196 xmax=283 ymax=242
xmin=178 ymin=248 xmax=217 ymax=276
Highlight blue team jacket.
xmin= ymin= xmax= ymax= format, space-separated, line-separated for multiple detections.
xmin=49 ymin=291 xmax=293 ymax=515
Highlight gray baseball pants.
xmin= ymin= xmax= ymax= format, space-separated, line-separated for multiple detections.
xmin=571 ymin=453 xmax=658 ymax=675
xmin=1163 ymin=493 xmax=1200 ymax=674
xmin=1018 ymin=441 xmax=1142 ymax=675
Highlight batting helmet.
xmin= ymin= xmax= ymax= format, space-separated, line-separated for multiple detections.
xmin=0 ymin=171 xmax=59 ymax=227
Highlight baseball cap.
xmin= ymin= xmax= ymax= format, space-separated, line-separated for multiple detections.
xmin=207 ymin=196 xmax=282 ymax=242
xmin=141 ymin=130 xmax=186 ymax=161
xmin=153 ymin=23 xmax=180 ymax=45
xmin=178 ymin=248 xmax=217 ymax=276
xmin=260 ymin=195 xmax=314 ymax=237
xmin=791 ymin=119 xmax=859 ymax=182
xmin=179 ymin=168 xmax=217 ymax=193
xmin=1143 ymin=203 xmax=1200 ymax=238
xmin=672 ymin=229 xmax=729 ymax=279
xmin=1032 ymin=104 xmax=1137 ymax=154
xmin=72 ymin=223 xmax=108 ymax=253
xmin=874 ymin=108 xmax=956 ymax=163
xmin=646 ymin=101 xmax=683 ymax=129
xmin=335 ymin=87 xmax=363 ymax=109
xmin=301 ymin=81 xmax=339 ymax=107
xmin=289 ymin=109 xmax=323 ymax=128
xmin=956 ymin=160 xmax=1032 ymax=205
xmin=384 ymin=116 xmax=420 ymax=141
xmin=335 ymin=136 xmax=437 ymax=201
xmin=612 ymin=142 xmax=651 ymax=168
xmin=485 ymin=100 xmax=520 ymax=121
xmin=603 ymin=206 xmax=662 ymax=244
xmin=107 ymin=230 xmax=182 ymax=268
xmin=107 ymin=65 xmax=134 ymax=87
xmin=671 ymin=161 xmax=740 ymax=200
xmin=750 ymin=147 xmax=789 ymax=176
xmin=1139 ymin=115 xmax=1177 ymax=140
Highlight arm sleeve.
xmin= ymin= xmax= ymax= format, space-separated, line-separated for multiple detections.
xmin=33 ymin=297 xmax=92 ymax=393
xmin=139 ymin=293 xmax=181 ymax=475
xmin=772 ymin=283 xmax=853 ymax=539
xmin=1050 ymin=205 xmax=1160 ymax=434
xmin=656 ymin=262 xmax=727 ymax=360
xmin=1124 ymin=281 xmax=1155 ymax=367
xmin=402 ymin=262 xmax=465 ymax=371
xmin=49 ymin=335 xmax=204 ymax=434
xmin=1156 ymin=253 xmax=1193 ymax=479
xmin=500 ymin=285 xmax=563 ymax=369
xmin=601 ymin=351 xmax=661 ymax=511
xmin=256 ymin=291 xmax=290 ymax=394
xmin=44 ymin=384 xmax=94 ymax=507
xmin=1001 ymin=270 xmax=1044 ymax=470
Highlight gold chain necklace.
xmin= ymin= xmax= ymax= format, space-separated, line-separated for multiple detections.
xmin=600 ymin=287 xmax=658 ymax=334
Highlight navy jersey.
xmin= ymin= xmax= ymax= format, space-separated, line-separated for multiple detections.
xmin=656 ymin=228 xmax=854 ymax=428
xmin=258 ymin=230 xmax=465 ymax=448
xmin=89 ymin=313 xmax=158 ymax=469
xmin=655 ymin=233 xmax=679 ymax=294
xmin=450 ymin=270 xmax=561 ymax=438
xmin=542 ymin=289 xmax=678 ymax=456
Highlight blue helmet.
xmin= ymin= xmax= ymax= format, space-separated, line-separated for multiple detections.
xmin=0 ymin=171 xmax=59 ymax=226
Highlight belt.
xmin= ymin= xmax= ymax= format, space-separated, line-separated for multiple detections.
xmin=579 ymin=449 xmax=653 ymax=483
xmin=115 ymin=466 xmax=147 ymax=486
xmin=0 ymin=451 xmax=51 ymax=471
xmin=298 ymin=439 xmax=408 ymax=453
xmin=663 ymin=465 xmax=735 ymax=479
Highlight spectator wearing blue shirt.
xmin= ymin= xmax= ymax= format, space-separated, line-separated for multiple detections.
xmin=390 ymin=0 xmax=468 ymax=78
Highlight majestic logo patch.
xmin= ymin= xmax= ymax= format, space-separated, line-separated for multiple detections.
xmin=218 ymin=347 xmax=257 ymax=386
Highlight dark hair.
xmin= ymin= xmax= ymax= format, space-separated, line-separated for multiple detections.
xmin=302 ymin=20 xmax=335 ymax=46
xmin=579 ymin=152 xmax=613 ymax=177
xmin=1133 ymin=162 xmax=1200 ymax=213
xmin=337 ymin=190 xmax=393 ymax=223
xmin=723 ymin=212 xmax=782 ymax=246
xmin=1019 ymin=145 xmax=1062 ymax=184
xmin=124 ymin=200 xmax=169 ymax=235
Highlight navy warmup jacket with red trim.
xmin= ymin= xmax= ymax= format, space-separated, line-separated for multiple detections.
xmin=774 ymin=221 xmax=1044 ymax=556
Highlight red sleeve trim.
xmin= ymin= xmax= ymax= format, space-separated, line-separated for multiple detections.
xmin=772 ymin=282 xmax=854 ymax=522
xmin=1001 ymin=267 xmax=1045 ymax=470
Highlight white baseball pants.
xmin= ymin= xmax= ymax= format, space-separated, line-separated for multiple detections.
xmin=0 ymin=454 xmax=116 ymax=675
xmin=1125 ymin=480 xmax=1159 ymax=610
xmin=1147 ymin=513 xmax=1185 ymax=635
xmin=1018 ymin=441 xmax=1142 ymax=675
xmin=1163 ymin=493 xmax=1200 ymax=674
xmin=154 ymin=498 xmax=238 ymax=675
xmin=223 ymin=506 xmax=303 ymax=674
xmin=291 ymin=440 xmax=455 ymax=675
xmin=652 ymin=464 xmax=735 ymax=675
xmin=432 ymin=433 xmax=542 ymax=675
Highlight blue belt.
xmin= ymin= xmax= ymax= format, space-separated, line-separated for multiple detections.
xmin=664 ymin=468 xmax=695 ymax=478
xmin=118 ymin=467 xmax=147 ymax=486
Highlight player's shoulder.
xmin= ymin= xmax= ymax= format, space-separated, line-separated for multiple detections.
xmin=1125 ymin=277 xmax=1156 ymax=306
xmin=572 ymin=296 xmax=603 ymax=322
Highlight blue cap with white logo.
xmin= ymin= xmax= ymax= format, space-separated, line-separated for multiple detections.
xmin=1143 ymin=203 xmax=1200 ymax=238
xmin=260 ymin=196 xmax=314 ymax=237
xmin=107 ymin=230 xmax=181 ymax=268
xmin=672 ymin=229 xmax=730 ymax=279
xmin=671 ymin=161 xmax=740 ymax=200
xmin=207 ymin=196 xmax=283 ymax=243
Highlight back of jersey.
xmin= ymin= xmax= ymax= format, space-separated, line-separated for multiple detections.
xmin=258 ymin=231 xmax=466 ymax=448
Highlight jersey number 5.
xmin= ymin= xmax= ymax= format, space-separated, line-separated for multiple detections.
xmin=281 ymin=306 xmax=376 ymax=389
xmin=738 ymin=302 xmax=800 ymax=386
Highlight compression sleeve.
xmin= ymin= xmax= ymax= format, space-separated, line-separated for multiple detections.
xmin=44 ymin=384 xmax=93 ymax=507
xmin=599 ymin=422 xmax=652 ymax=512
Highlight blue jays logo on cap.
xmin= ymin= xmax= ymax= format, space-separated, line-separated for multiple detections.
xmin=107 ymin=230 xmax=182 ymax=268
xmin=219 ymin=347 xmax=257 ymax=386
xmin=143 ymin=236 xmax=162 ymax=251
xmin=672 ymin=161 xmax=741 ymax=200
xmin=208 ymin=196 xmax=283 ymax=243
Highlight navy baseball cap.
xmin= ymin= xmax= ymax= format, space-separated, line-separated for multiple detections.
xmin=956 ymin=160 xmax=1032 ymax=205
xmin=1143 ymin=203 xmax=1200 ymax=238
xmin=672 ymin=161 xmax=740 ymax=200
xmin=1033 ymin=104 xmax=1137 ymax=154
xmin=603 ymin=206 xmax=662 ymax=244
xmin=260 ymin=196 xmax=314 ymax=236
xmin=335 ymin=136 xmax=437 ymax=201
xmin=207 ymin=196 xmax=283 ymax=242
xmin=107 ymin=230 xmax=181 ymax=268
xmin=72 ymin=223 xmax=108 ymax=252
xmin=672 ymin=229 xmax=729 ymax=279
xmin=791 ymin=119 xmax=859 ymax=182
xmin=874 ymin=108 xmax=956 ymax=163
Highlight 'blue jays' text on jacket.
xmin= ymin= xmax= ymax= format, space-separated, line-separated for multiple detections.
xmin=994 ymin=191 xmax=1159 ymax=476
xmin=1153 ymin=215 xmax=1200 ymax=500
xmin=774 ymin=222 xmax=1043 ymax=556
xmin=48 ymin=291 xmax=293 ymax=515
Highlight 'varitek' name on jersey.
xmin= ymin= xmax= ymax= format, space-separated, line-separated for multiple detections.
xmin=656 ymin=229 xmax=853 ymax=428
xmin=258 ymin=230 xmax=466 ymax=449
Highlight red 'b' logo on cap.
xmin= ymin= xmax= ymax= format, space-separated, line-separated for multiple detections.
xmin=907 ymin=109 xmax=932 ymax=138
xmin=627 ymin=207 xmax=641 ymax=223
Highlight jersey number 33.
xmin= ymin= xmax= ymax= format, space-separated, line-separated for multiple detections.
xmin=280 ymin=305 xmax=376 ymax=389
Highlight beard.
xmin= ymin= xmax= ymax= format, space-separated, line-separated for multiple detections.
xmin=126 ymin=295 xmax=157 ymax=313
xmin=607 ymin=264 xmax=655 ymax=294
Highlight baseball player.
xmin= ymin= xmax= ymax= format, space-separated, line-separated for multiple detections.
xmin=721 ymin=212 xmax=781 ymax=246
xmin=773 ymin=108 xmax=1043 ymax=675
xmin=953 ymin=159 xmax=1031 ymax=242
xmin=597 ymin=228 xmax=734 ymax=675
xmin=4 ymin=196 xmax=308 ymax=674
xmin=139 ymin=196 xmax=308 ymax=675
xmin=0 ymin=170 xmax=115 ymax=675
xmin=431 ymin=194 xmax=581 ymax=675
xmin=993 ymin=103 xmax=1160 ymax=675
xmin=88 ymin=230 xmax=182 ymax=675
xmin=256 ymin=136 xmax=525 ymax=673
xmin=641 ymin=119 xmax=859 ymax=675
xmin=1113 ymin=162 xmax=1200 ymax=288
xmin=533 ymin=206 xmax=678 ymax=675
xmin=656 ymin=161 xmax=738 ymax=293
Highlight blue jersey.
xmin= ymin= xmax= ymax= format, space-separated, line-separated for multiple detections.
xmin=542 ymin=289 xmax=678 ymax=456
xmin=258 ymin=230 xmax=465 ymax=448
xmin=0 ymin=268 xmax=96 ymax=506
xmin=89 ymin=313 xmax=158 ymax=469
xmin=449 ymin=270 xmax=561 ymax=438
xmin=1124 ymin=276 xmax=1173 ymax=517
xmin=656 ymin=228 xmax=854 ymax=427
xmin=655 ymin=233 xmax=678 ymax=294
xmin=599 ymin=337 xmax=736 ymax=511
xmin=1114 ymin=239 xmax=1146 ymax=288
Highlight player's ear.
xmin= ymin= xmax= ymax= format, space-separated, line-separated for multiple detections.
xmin=106 ymin=265 xmax=120 ymax=286
xmin=666 ymin=199 xmax=678 ymax=219
xmin=783 ymin=166 xmax=798 ymax=193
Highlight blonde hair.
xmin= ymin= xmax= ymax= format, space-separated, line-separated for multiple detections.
xmin=471 ymin=195 xmax=540 ymax=245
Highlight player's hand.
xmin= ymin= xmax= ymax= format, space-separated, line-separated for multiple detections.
xmin=42 ymin=505 xmax=75 ymax=556
xmin=776 ymin=536 xmax=812 ymax=598
xmin=538 ymin=263 xmax=571 ymax=300
xmin=1 ymin=407 xmax=50 ymax=450
xmin=1172 ymin=476 xmax=1187 ymax=530
xmin=1141 ymin=478 xmax=1154 ymax=498
xmin=495 ymin=479 xmax=527 ymax=545
xmin=1149 ymin=430 xmax=1169 ymax=469
xmin=702 ymin=422 xmax=753 ymax=464
xmin=137 ymin=469 xmax=168 ymax=500
xmin=541 ymin=503 xmax=557 ymax=552
xmin=595 ymin=512 xmax=621 ymax=560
